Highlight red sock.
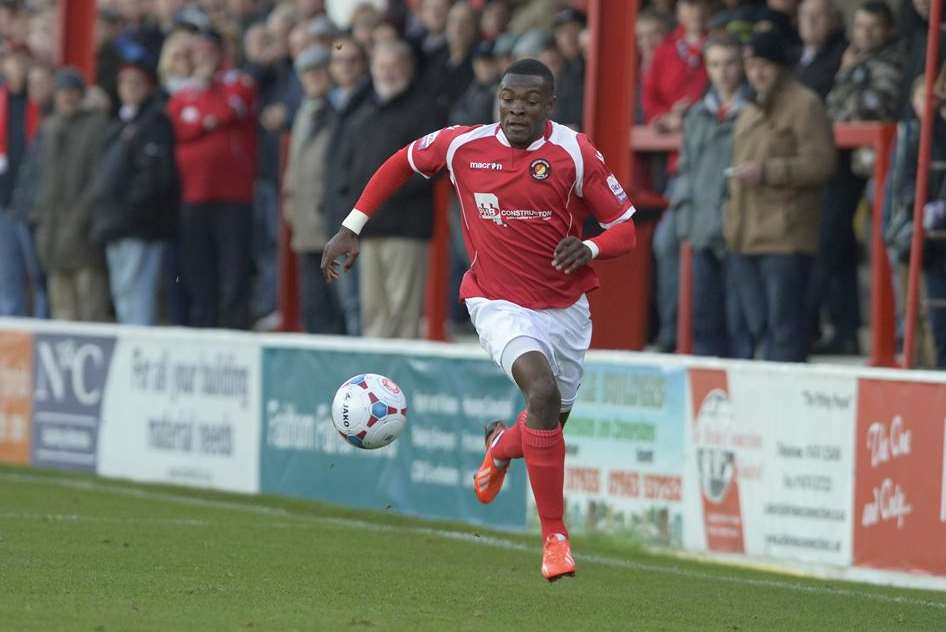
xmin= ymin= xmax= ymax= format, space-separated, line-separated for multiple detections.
xmin=522 ymin=423 xmax=568 ymax=540
xmin=491 ymin=409 xmax=526 ymax=461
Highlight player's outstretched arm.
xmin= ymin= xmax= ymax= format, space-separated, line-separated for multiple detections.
xmin=320 ymin=145 xmax=418 ymax=282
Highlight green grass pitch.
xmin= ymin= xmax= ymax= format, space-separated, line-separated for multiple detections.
xmin=1 ymin=464 xmax=944 ymax=631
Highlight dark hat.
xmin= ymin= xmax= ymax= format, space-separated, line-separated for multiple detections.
xmin=116 ymin=37 xmax=158 ymax=80
xmin=752 ymin=7 xmax=796 ymax=43
xmin=552 ymin=8 xmax=586 ymax=29
xmin=745 ymin=30 xmax=789 ymax=65
xmin=472 ymin=40 xmax=496 ymax=60
xmin=54 ymin=67 xmax=86 ymax=92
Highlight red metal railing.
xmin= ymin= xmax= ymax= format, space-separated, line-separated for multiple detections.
xmin=632 ymin=122 xmax=897 ymax=366
xmin=903 ymin=0 xmax=944 ymax=368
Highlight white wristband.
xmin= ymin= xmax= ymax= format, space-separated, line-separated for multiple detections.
xmin=583 ymin=239 xmax=600 ymax=259
xmin=341 ymin=209 xmax=370 ymax=235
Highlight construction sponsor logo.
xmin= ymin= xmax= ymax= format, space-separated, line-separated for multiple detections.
xmin=473 ymin=192 xmax=552 ymax=227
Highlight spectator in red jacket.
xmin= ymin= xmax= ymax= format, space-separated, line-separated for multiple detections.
xmin=643 ymin=0 xmax=711 ymax=134
xmin=168 ymin=28 xmax=258 ymax=329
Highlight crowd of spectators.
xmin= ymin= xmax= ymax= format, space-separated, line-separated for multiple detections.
xmin=641 ymin=0 xmax=946 ymax=367
xmin=0 ymin=0 xmax=944 ymax=368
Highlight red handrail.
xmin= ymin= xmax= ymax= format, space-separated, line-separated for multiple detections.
xmin=634 ymin=122 xmax=897 ymax=365
xmin=903 ymin=0 xmax=943 ymax=368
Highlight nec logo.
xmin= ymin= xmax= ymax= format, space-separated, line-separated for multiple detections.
xmin=474 ymin=193 xmax=505 ymax=226
xmin=34 ymin=338 xmax=109 ymax=407
xmin=470 ymin=161 xmax=503 ymax=171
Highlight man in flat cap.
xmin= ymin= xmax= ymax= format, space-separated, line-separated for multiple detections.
xmin=283 ymin=45 xmax=345 ymax=335
xmin=724 ymin=30 xmax=837 ymax=362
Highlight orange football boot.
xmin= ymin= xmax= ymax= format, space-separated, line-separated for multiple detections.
xmin=541 ymin=534 xmax=576 ymax=581
xmin=473 ymin=421 xmax=509 ymax=504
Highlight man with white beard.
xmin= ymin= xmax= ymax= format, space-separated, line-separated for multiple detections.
xmin=342 ymin=40 xmax=443 ymax=338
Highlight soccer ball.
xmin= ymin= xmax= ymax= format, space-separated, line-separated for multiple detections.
xmin=331 ymin=374 xmax=408 ymax=449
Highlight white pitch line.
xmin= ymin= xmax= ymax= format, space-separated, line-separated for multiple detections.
xmin=3 ymin=471 xmax=946 ymax=611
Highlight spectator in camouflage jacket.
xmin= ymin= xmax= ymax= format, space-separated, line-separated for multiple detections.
xmin=826 ymin=1 xmax=903 ymax=122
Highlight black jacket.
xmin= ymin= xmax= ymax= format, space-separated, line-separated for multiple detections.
xmin=449 ymin=80 xmax=496 ymax=126
xmin=90 ymin=97 xmax=179 ymax=244
xmin=346 ymin=83 xmax=443 ymax=240
xmin=795 ymin=30 xmax=847 ymax=101
xmin=324 ymin=81 xmax=374 ymax=231
xmin=555 ymin=56 xmax=585 ymax=129
xmin=421 ymin=48 xmax=475 ymax=119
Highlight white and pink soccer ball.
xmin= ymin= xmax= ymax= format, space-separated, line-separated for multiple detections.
xmin=331 ymin=374 xmax=408 ymax=449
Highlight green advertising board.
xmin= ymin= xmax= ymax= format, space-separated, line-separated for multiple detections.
xmin=261 ymin=345 xmax=527 ymax=530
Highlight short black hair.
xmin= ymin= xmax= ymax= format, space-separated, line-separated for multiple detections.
xmin=501 ymin=58 xmax=555 ymax=95
xmin=858 ymin=0 xmax=895 ymax=27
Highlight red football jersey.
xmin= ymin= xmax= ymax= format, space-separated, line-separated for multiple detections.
xmin=407 ymin=121 xmax=635 ymax=309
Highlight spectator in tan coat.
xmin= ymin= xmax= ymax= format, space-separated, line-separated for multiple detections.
xmin=725 ymin=30 xmax=836 ymax=362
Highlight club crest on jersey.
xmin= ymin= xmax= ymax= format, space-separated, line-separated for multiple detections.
xmin=530 ymin=159 xmax=551 ymax=181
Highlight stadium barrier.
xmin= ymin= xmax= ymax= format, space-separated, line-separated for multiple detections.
xmin=1 ymin=317 xmax=945 ymax=590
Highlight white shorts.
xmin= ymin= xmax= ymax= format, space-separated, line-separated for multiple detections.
xmin=465 ymin=294 xmax=592 ymax=412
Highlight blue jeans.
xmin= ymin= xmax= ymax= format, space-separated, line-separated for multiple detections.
xmin=252 ymin=180 xmax=279 ymax=320
xmin=728 ymin=253 xmax=813 ymax=362
xmin=653 ymin=207 xmax=679 ymax=349
xmin=692 ymin=248 xmax=750 ymax=358
xmin=336 ymin=264 xmax=361 ymax=336
xmin=925 ymin=270 xmax=946 ymax=368
xmin=106 ymin=239 xmax=164 ymax=325
xmin=0 ymin=211 xmax=48 ymax=317
xmin=299 ymin=252 xmax=345 ymax=334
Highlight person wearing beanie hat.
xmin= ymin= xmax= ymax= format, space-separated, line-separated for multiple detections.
xmin=723 ymin=28 xmax=836 ymax=361
xmin=31 ymin=65 xmax=110 ymax=322
xmin=89 ymin=43 xmax=179 ymax=326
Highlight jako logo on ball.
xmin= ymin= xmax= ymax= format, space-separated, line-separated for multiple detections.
xmin=331 ymin=374 xmax=408 ymax=449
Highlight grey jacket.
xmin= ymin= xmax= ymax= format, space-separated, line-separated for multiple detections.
xmin=284 ymin=97 xmax=335 ymax=253
xmin=31 ymin=108 xmax=109 ymax=272
xmin=673 ymin=86 xmax=750 ymax=253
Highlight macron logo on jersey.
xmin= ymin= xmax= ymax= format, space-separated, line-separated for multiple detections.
xmin=470 ymin=161 xmax=503 ymax=171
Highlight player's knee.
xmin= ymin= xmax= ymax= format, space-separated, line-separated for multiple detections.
xmin=525 ymin=376 xmax=561 ymax=428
